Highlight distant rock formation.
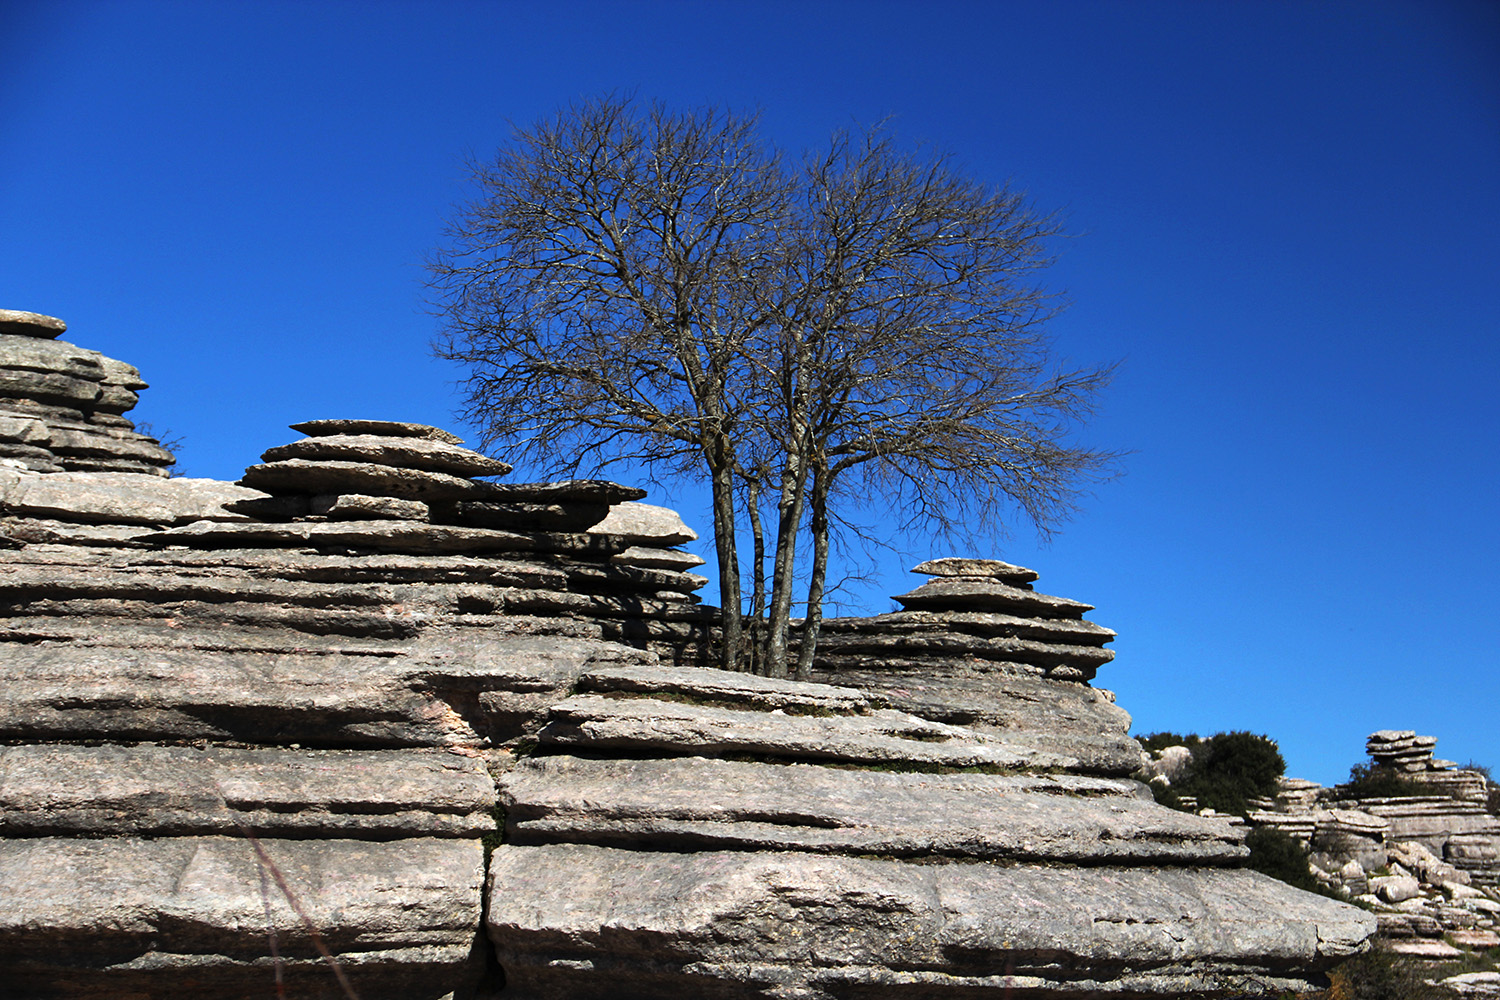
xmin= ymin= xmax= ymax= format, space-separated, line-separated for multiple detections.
xmin=0 ymin=310 xmax=175 ymax=475
xmin=1236 ymin=731 xmax=1500 ymax=960
xmin=0 ymin=311 xmax=1374 ymax=998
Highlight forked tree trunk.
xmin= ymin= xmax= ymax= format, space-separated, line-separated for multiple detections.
xmin=708 ymin=455 xmax=744 ymax=672
xmin=794 ymin=460 xmax=830 ymax=681
xmin=745 ymin=476 xmax=767 ymax=676
xmin=764 ymin=448 xmax=808 ymax=679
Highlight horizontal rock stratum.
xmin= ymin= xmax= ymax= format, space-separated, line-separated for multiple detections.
xmin=0 ymin=312 xmax=1374 ymax=999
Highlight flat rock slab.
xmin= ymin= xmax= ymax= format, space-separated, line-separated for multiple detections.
xmin=0 ymin=635 xmax=653 ymax=748
xmin=240 ymin=459 xmax=495 ymax=501
xmin=446 ymin=479 xmax=646 ymax=504
xmin=894 ymin=577 xmax=1095 ymax=619
xmin=538 ymin=694 xmax=1083 ymax=770
xmin=0 ymin=744 xmax=496 ymax=837
xmin=487 ymin=844 xmax=1376 ymax=998
xmin=588 ymin=501 xmax=698 ymax=544
xmin=911 ymin=557 xmax=1039 ymax=584
xmin=807 ymin=660 xmax=1141 ymax=775
xmin=823 ymin=607 xmax=1117 ymax=644
xmin=289 ymin=418 xmax=465 ymax=443
xmin=0 ymin=310 xmax=66 ymax=337
xmin=3 ymin=835 xmax=483 ymax=998
xmin=0 ymin=469 xmax=263 ymax=525
xmin=502 ymin=755 xmax=1246 ymax=863
xmin=310 ymin=492 xmax=430 ymax=520
xmin=612 ymin=544 xmax=706 ymax=570
xmin=148 ymin=518 xmax=536 ymax=554
xmin=261 ymin=433 xmax=512 ymax=477
xmin=815 ymin=629 xmax=1115 ymax=671
xmin=0 ymin=336 xmax=109 ymax=379
xmin=575 ymin=662 xmax=872 ymax=714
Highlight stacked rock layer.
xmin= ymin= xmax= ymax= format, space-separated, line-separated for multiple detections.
xmin=0 ymin=310 xmax=175 ymax=475
xmin=806 ymin=557 xmax=1139 ymax=775
xmin=1202 ymin=731 xmax=1500 ymax=959
xmin=0 ymin=329 xmax=1373 ymax=998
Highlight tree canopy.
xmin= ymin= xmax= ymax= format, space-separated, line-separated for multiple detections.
xmin=429 ymin=95 xmax=1119 ymax=675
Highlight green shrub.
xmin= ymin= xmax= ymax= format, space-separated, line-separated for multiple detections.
xmin=1244 ymin=826 xmax=1320 ymax=893
xmin=1337 ymin=761 xmax=1429 ymax=800
xmin=1136 ymin=731 xmax=1203 ymax=755
xmin=1173 ymin=730 xmax=1286 ymax=816
xmin=1327 ymin=947 xmax=1452 ymax=1000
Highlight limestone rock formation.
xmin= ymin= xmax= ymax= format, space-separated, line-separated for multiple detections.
xmin=0 ymin=310 xmax=176 ymax=475
xmin=807 ymin=557 xmax=1139 ymax=775
xmin=1234 ymin=731 xmax=1500 ymax=959
xmin=0 ymin=328 xmax=1375 ymax=998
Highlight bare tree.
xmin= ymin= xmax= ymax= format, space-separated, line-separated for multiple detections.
xmin=429 ymin=96 xmax=789 ymax=669
xmin=744 ymin=128 xmax=1120 ymax=678
xmin=430 ymin=97 xmax=1119 ymax=678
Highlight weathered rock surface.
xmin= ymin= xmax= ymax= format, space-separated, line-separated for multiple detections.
xmin=502 ymin=755 xmax=1245 ymax=863
xmin=538 ymin=693 xmax=1085 ymax=770
xmin=488 ymin=845 xmax=1374 ymax=999
xmin=289 ymin=417 xmax=466 ymax=443
xmin=262 ymin=432 xmax=513 ymax=477
xmin=0 ymin=314 xmax=174 ymax=474
xmin=0 ymin=308 xmax=67 ymax=337
xmin=1 ymin=468 xmax=262 ymax=524
xmin=0 ymin=358 xmax=1376 ymax=998
xmin=587 ymin=500 xmax=698 ymax=544
xmin=4 ymin=836 xmax=484 ymax=999
xmin=0 ymin=744 xmax=496 ymax=837
xmin=912 ymin=555 xmax=1039 ymax=583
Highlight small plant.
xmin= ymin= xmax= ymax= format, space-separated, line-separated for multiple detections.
xmin=1244 ymin=826 xmax=1321 ymax=894
xmin=1326 ymin=946 xmax=1451 ymax=1000
xmin=1337 ymin=761 xmax=1429 ymax=800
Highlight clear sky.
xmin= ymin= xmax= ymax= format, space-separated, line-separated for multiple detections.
xmin=4 ymin=0 xmax=1496 ymax=786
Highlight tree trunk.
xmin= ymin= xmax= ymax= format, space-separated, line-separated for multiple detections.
xmin=764 ymin=448 xmax=808 ymax=679
xmin=794 ymin=459 xmax=830 ymax=682
xmin=745 ymin=475 xmax=767 ymax=676
xmin=708 ymin=449 xmax=744 ymax=672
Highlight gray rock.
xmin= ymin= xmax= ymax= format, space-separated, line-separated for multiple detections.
xmin=0 ymin=335 xmax=108 ymax=380
xmin=588 ymin=501 xmax=698 ymax=545
xmin=911 ymin=556 xmax=1040 ymax=584
xmin=538 ymin=693 xmax=1083 ymax=770
xmin=445 ymin=479 xmax=646 ymax=504
xmin=806 ymin=659 xmax=1142 ymax=776
xmin=611 ymin=544 xmax=706 ymax=570
xmin=0 ymin=632 xmax=654 ymax=748
xmin=0 ymin=414 xmax=52 ymax=444
xmin=436 ymin=499 xmax=611 ymax=532
xmin=822 ymin=607 xmax=1117 ymax=645
xmin=309 ymin=493 xmax=430 ymax=521
xmin=1371 ymin=873 xmax=1423 ymax=903
xmin=289 ymin=418 xmax=466 ymax=444
xmin=261 ymin=433 xmax=511 ymax=477
xmin=0 ymin=469 xmax=263 ymax=525
xmin=147 ymin=518 xmax=536 ymax=554
xmin=240 ymin=458 xmax=498 ymax=500
xmin=894 ymin=576 xmax=1095 ymax=618
xmin=576 ymin=662 xmax=872 ymax=714
xmin=0 ymin=368 xmax=105 ymax=408
xmin=97 ymin=355 xmax=147 ymax=390
xmin=487 ymin=844 xmax=1375 ymax=998
xmin=0 ymin=744 xmax=495 ymax=837
xmin=0 ymin=309 xmax=66 ymax=338
xmin=3 ymin=835 xmax=484 ymax=999
xmin=0 ymin=517 xmax=154 ymax=547
xmin=502 ymin=755 xmax=1247 ymax=863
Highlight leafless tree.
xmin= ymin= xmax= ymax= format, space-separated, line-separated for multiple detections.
xmin=430 ymin=96 xmax=1119 ymax=677
xmin=429 ymin=96 xmax=789 ymax=669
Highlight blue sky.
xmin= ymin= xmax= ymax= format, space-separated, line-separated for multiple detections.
xmin=4 ymin=0 xmax=1497 ymax=785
